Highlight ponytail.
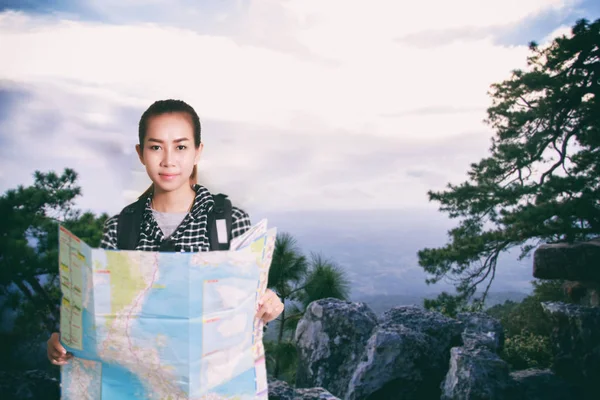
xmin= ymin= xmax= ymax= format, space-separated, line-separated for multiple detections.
xmin=189 ymin=164 xmax=198 ymax=185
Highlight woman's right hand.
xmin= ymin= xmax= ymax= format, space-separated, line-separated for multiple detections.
xmin=47 ymin=332 xmax=73 ymax=366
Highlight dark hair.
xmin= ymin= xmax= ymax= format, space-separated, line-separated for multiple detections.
xmin=138 ymin=99 xmax=202 ymax=199
xmin=139 ymin=99 xmax=201 ymax=147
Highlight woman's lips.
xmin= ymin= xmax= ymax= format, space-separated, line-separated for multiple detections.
xmin=159 ymin=173 xmax=180 ymax=181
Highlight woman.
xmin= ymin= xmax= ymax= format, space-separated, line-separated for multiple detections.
xmin=47 ymin=99 xmax=284 ymax=365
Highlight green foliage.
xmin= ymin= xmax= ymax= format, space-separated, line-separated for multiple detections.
xmin=423 ymin=291 xmax=480 ymax=318
xmin=264 ymin=341 xmax=298 ymax=384
xmin=502 ymin=330 xmax=553 ymax=370
xmin=485 ymin=279 xmax=573 ymax=370
xmin=300 ymin=253 xmax=351 ymax=308
xmin=487 ymin=279 xmax=570 ymax=337
xmin=268 ymin=232 xmax=309 ymax=303
xmin=0 ymin=169 xmax=108 ymax=373
xmin=418 ymin=18 xmax=600 ymax=306
xmin=427 ymin=280 xmax=571 ymax=370
xmin=265 ymin=232 xmax=351 ymax=382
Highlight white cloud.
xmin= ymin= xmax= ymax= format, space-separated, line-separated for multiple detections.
xmin=282 ymin=0 xmax=577 ymax=39
xmin=0 ymin=1 xmax=565 ymax=136
xmin=0 ymin=0 xmax=580 ymax=213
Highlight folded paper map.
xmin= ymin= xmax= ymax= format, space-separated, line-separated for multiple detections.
xmin=58 ymin=220 xmax=276 ymax=399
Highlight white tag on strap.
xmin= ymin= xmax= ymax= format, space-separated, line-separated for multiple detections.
xmin=216 ymin=219 xmax=228 ymax=244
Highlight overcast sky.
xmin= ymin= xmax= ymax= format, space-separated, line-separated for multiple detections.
xmin=0 ymin=0 xmax=598 ymax=220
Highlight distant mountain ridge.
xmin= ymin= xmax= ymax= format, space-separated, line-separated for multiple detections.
xmin=353 ymin=291 xmax=530 ymax=316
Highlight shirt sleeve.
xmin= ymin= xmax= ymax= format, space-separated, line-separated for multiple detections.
xmin=231 ymin=206 xmax=252 ymax=238
xmin=100 ymin=215 xmax=119 ymax=250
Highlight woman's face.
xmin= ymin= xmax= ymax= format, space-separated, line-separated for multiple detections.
xmin=136 ymin=112 xmax=202 ymax=193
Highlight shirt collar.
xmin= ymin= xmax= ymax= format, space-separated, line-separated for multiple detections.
xmin=142 ymin=184 xmax=214 ymax=221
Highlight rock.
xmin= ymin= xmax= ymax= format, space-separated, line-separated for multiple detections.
xmin=382 ymin=306 xmax=464 ymax=349
xmin=508 ymin=368 xmax=582 ymax=400
xmin=345 ymin=324 xmax=432 ymax=400
xmin=268 ymin=378 xmax=341 ymax=400
xmin=461 ymin=331 xmax=499 ymax=352
xmin=345 ymin=306 xmax=463 ymax=400
xmin=440 ymin=345 xmax=510 ymax=400
xmin=268 ymin=379 xmax=297 ymax=400
xmin=295 ymin=387 xmax=342 ymax=399
xmin=457 ymin=312 xmax=504 ymax=352
xmin=295 ymin=298 xmax=378 ymax=399
xmin=541 ymin=301 xmax=600 ymax=396
xmin=533 ymin=238 xmax=600 ymax=281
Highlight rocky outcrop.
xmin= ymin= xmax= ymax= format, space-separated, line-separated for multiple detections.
xmin=533 ymin=238 xmax=600 ymax=281
xmin=541 ymin=301 xmax=600 ymax=397
xmin=346 ymin=323 xmax=439 ymax=399
xmin=456 ymin=312 xmax=504 ymax=352
xmin=293 ymin=295 xmax=597 ymax=400
xmin=530 ymin=236 xmax=600 ymax=398
xmin=268 ymin=378 xmax=341 ymax=400
xmin=381 ymin=306 xmax=464 ymax=351
xmin=284 ymin=238 xmax=600 ymax=399
xmin=345 ymin=305 xmax=463 ymax=400
xmin=533 ymin=238 xmax=600 ymax=306
xmin=440 ymin=345 xmax=510 ymax=400
xmin=295 ymin=299 xmax=378 ymax=398
xmin=296 ymin=299 xmax=468 ymax=399
xmin=439 ymin=312 xmax=510 ymax=399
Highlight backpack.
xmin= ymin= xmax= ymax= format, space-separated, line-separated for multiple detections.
xmin=116 ymin=193 xmax=233 ymax=252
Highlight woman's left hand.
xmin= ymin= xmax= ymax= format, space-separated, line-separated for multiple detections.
xmin=256 ymin=289 xmax=284 ymax=323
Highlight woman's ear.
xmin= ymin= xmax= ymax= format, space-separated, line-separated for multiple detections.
xmin=136 ymin=144 xmax=145 ymax=165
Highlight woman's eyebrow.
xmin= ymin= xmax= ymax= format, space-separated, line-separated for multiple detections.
xmin=147 ymin=137 xmax=190 ymax=143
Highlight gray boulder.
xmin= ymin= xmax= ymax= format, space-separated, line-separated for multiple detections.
xmin=268 ymin=378 xmax=340 ymax=400
xmin=345 ymin=324 xmax=433 ymax=400
xmin=461 ymin=331 xmax=499 ymax=353
xmin=295 ymin=298 xmax=378 ymax=398
xmin=533 ymin=238 xmax=600 ymax=281
xmin=295 ymin=387 xmax=343 ymax=400
xmin=456 ymin=312 xmax=504 ymax=352
xmin=440 ymin=345 xmax=510 ymax=400
xmin=268 ymin=379 xmax=296 ymax=399
xmin=382 ymin=305 xmax=464 ymax=350
xmin=345 ymin=306 xmax=463 ymax=400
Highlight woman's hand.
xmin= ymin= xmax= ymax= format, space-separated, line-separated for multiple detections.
xmin=256 ymin=289 xmax=284 ymax=323
xmin=47 ymin=332 xmax=73 ymax=366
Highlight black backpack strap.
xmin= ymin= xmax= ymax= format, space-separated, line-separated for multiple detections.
xmin=116 ymin=197 xmax=146 ymax=250
xmin=208 ymin=193 xmax=233 ymax=251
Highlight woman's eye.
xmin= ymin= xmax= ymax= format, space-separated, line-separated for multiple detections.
xmin=150 ymin=145 xmax=161 ymax=151
xmin=177 ymin=145 xmax=187 ymax=150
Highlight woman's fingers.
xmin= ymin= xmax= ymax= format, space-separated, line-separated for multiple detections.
xmin=255 ymin=295 xmax=284 ymax=323
xmin=50 ymin=358 xmax=69 ymax=366
xmin=47 ymin=332 xmax=73 ymax=365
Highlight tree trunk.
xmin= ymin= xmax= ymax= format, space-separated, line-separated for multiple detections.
xmin=273 ymin=297 xmax=287 ymax=378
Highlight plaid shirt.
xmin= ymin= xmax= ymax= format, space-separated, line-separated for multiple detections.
xmin=100 ymin=184 xmax=251 ymax=252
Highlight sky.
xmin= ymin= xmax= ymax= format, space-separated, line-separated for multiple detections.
xmin=0 ymin=1 xmax=598 ymax=297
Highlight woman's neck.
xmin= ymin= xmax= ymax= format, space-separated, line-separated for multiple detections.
xmin=151 ymin=185 xmax=196 ymax=213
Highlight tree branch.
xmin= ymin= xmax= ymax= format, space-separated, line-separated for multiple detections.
xmin=539 ymin=130 xmax=575 ymax=185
